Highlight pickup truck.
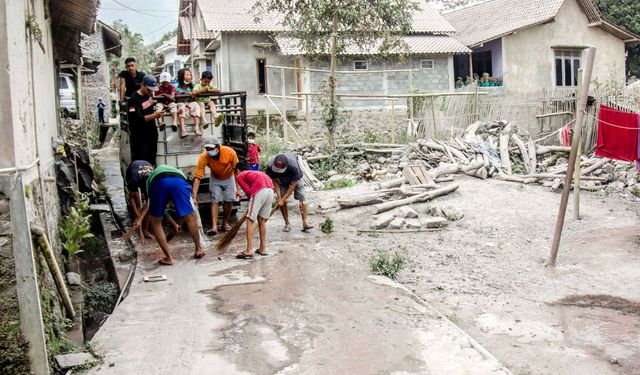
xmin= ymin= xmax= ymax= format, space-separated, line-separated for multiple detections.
xmin=119 ymin=91 xmax=249 ymax=206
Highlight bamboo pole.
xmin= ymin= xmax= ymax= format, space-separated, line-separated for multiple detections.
xmin=550 ymin=47 xmax=595 ymax=267
xmin=281 ymin=67 xmax=288 ymax=143
xmin=391 ymin=99 xmax=397 ymax=143
xmin=573 ymin=69 xmax=584 ymax=220
xmin=31 ymin=225 xmax=75 ymax=319
xmin=430 ymin=96 xmax=437 ymax=139
xmin=305 ymin=94 xmax=310 ymax=142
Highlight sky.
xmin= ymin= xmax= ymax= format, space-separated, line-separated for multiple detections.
xmin=97 ymin=0 xmax=180 ymax=44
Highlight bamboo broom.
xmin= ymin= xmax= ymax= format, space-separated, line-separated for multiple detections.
xmin=216 ymin=206 xmax=279 ymax=253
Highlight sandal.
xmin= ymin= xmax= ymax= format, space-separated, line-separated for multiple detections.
xmin=194 ymin=251 xmax=205 ymax=259
xmin=180 ymin=132 xmax=188 ymax=139
xmin=302 ymin=224 xmax=314 ymax=232
xmin=283 ymin=224 xmax=291 ymax=232
xmin=255 ymin=249 xmax=268 ymax=256
xmin=206 ymin=229 xmax=218 ymax=237
xmin=202 ymin=122 xmax=209 ymax=130
xmin=171 ymin=124 xmax=178 ymax=132
xmin=214 ymin=114 xmax=225 ymax=127
xmin=235 ymin=252 xmax=253 ymax=259
xmin=158 ymin=123 xmax=166 ymax=131
xmin=158 ymin=258 xmax=174 ymax=266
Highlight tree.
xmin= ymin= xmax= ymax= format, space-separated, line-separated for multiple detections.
xmin=594 ymin=0 xmax=640 ymax=78
xmin=254 ymin=0 xmax=419 ymax=149
xmin=110 ymin=20 xmax=155 ymax=76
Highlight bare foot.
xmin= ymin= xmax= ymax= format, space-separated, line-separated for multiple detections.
xmin=194 ymin=249 xmax=205 ymax=258
xmin=221 ymin=223 xmax=232 ymax=232
xmin=143 ymin=232 xmax=154 ymax=239
xmin=159 ymin=257 xmax=174 ymax=266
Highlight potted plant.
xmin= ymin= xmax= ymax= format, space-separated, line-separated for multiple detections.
xmin=480 ymin=72 xmax=490 ymax=86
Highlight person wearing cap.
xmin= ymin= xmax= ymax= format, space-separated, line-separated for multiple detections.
xmin=265 ymin=153 xmax=314 ymax=232
xmin=192 ymin=136 xmax=239 ymax=235
xmin=127 ymin=75 xmax=164 ymax=165
xmin=125 ymin=160 xmax=181 ymax=245
xmin=134 ymin=164 xmax=205 ymax=264
xmin=154 ymin=72 xmax=178 ymax=131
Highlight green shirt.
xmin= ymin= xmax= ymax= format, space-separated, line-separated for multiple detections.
xmin=145 ymin=165 xmax=187 ymax=194
xmin=193 ymin=83 xmax=217 ymax=103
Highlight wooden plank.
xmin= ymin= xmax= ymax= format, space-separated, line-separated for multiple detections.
xmin=403 ymin=167 xmax=420 ymax=186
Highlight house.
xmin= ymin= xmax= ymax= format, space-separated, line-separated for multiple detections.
xmin=154 ymin=36 xmax=188 ymax=81
xmin=444 ymin=0 xmax=639 ymax=92
xmin=177 ymin=0 xmax=470 ymax=112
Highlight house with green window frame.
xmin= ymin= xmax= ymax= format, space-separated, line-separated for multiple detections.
xmin=444 ymin=0 xmax=639 ymax=92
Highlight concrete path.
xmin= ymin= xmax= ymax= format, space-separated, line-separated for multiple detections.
xmin=86 ymin=228 xmax=509 ymax=374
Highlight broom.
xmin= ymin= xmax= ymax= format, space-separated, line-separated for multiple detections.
xmin=215 ymin=206 xmax=279 ymax=253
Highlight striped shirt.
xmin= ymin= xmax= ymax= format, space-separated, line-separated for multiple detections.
xmin=236 ymin=170 xmax=274 ymax=198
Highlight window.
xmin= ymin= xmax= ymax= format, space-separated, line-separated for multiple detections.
xmin=58 ymin=77 xmax=68 ymax=89
xmin=421 ymin=59 xmax=435 ymax=70
xmin=257 ymin=58 xmax=267 ymax=94
xmin=353 ymin=60 xmax=368 ymax=71
xmin=472 ymin=51 xmax=492 ymax=77
xmin=555 ymin=50 xmax=581 ymax=87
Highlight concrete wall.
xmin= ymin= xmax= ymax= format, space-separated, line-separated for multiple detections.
xmin=0 ymin=0 xmax=62 ymax=249
xmin=81 ymin=26 xmax=113 ymax=122
xmin=218 ymin=32 xmax=298 ymax=113
xmin=502 ymin=0 xmax=626 ymax=92
xmin=305 ymin=55 xmax=452 ymax=108
xmin=473 ymin=38 xmax=503 ymax=78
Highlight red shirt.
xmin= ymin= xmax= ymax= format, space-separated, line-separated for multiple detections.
xmin=248 ymin=144 xmax=261 ymax=164
xmin=154 ymin=84 xmax=176 ymax=104
xmin=236 ymin=170 xmax=274 ymax=197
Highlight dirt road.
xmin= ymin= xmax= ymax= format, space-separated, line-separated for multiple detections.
xmin=317 ymin=176 xmax=640 ymax=374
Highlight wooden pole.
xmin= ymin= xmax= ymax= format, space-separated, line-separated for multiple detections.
xmin=430 ymin=96 xmax=437 ymax=139
xmin=408 ymin=70 xmax=414 ymax=132
xmin=573 ymin=68 xmax=584 ymax=220
xmin=281 ymin=67 xmax=288 ymax=143
xmin=265 ymin=104 xmax=270 ymax=148
xmin=550 ymin=47 xmax=595 ymax=267
xmin=391 ymin=99 xmax=397 ymax=143
xmin=305 ymin=94 xmax=310 ymax=142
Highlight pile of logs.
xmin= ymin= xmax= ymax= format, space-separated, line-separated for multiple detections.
xmin=300 ymin=120 xmax=640 ymax=196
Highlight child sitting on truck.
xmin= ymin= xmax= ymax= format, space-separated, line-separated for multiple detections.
xmin=175 ymin=68 xmax=202 ymax=138
xmin=192 ymin=71 xmax=225 ymax=128
xmin=154 ymin=72 xmax=178 ymax=132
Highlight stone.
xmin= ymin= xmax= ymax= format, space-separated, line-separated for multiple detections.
xmin=556 ymin=157 xmax=568 ymax=166
xmin=405 ymin=219 xmax=422 ymax=229
xmin=370 ymin=214 xmax=394 ymax=229
xmin=440 ymin=206 xmax=464 ymax=221
xmin=602 ymin=164 xmax=615 ymax=174
xmin=419 ymin=217 xmax=448 ymax=228
xmin=391 ymin=154 xmax=401 ymax=161
xmin=54 ymin=353 xmax=95 ymax=370
xmin=395 ymin=206 xmax=419 ymax=219
xmin=357 ymin=162 xmax=370 ymax=174
xmin=327 ymin=174 xmax=348 ymax=183
xmin=377 ymin=156 xmax=387 ymax=164
xmin=609 ymin=181 xmax=625 ymax=192
xmin=388 ymin=218 xmax=405 ymax=230
xmin=408 ymin=152 xmax=418 ymax=160
xmin=317 ymin=199 xmax=338 ymax=211
xmin=66 ymin=272 xmax=82 ymax=286
xmin=388 ymin=164 xmax=399 ymax=174
xmin=399 ymin=161 xmax=408 ymax=169
xmin=327 ymin=170 xmax=339 ymax=178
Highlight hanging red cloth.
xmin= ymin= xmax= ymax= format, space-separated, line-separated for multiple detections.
xmin=561 ymin=125 xmax=572 ymax=147
xmin=595 ymin=105 xmax=639 ymax=162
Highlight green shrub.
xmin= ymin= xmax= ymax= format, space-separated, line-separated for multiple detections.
xmin=84 ymin=282 xmax=118 ymax=316
xmin=320 ymin=217 xmax=334 ymax=234
xmin=369 ymin=250 xmax=406 ymax=280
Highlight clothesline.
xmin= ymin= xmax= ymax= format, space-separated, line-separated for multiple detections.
xmin=582 ymin=109 xmax=640 ymax=130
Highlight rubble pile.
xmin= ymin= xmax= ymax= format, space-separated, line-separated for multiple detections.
xmin=295 ymin=120 xmax=640 ymax=196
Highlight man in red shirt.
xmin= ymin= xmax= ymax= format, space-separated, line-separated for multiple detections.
xmin=234 ymin=161 xmax=274 ymax=258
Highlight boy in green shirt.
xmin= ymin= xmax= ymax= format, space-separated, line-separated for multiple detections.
xmin=192 ymin=71 xmax=224 ymax=128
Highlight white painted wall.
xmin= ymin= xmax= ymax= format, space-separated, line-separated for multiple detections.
xmin=502 ymin=0 xmax=626 ymax=92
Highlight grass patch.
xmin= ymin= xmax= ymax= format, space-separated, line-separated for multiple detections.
xmin=320 ymin=217 xmax=334 ymax=234
xmin=323 ymin=179 xmax=356 ymax=190
xmin=84 ymin=282 xmax=118 ymax=316
xmin=369 ymin=250 xmax=406 ymax=280
xmin=258 ymin=139 xmax=287 ymax=171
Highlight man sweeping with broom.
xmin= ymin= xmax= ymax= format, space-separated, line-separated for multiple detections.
xmin=230 ymin=162 xmax=275 ymax=259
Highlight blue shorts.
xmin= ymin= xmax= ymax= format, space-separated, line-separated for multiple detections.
xmin=250 ymin=163 xmax=260 ymax=171
xmin=148 ymin=176 xmax=195 ymax=218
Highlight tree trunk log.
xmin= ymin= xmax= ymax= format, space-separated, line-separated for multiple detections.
xmin=373 ymin=184 xmax=459 ymax=214
xmin=511 ymin=134 xmax=533 ymax=174
xmin=499 ymin=124 xmax=513 ymax=174
xmin=337 ymin=197 xmax=385 ymax=209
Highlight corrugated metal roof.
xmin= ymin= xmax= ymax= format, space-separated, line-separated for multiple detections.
xmin=444 ymin=0 xmax=638 ymax=47
xmin=198 ymin=0 xmax=456 ymax=34
xmin=276 ymin=35 xmax=470 ymax=55
xmin=179 ymin=17 xmax=216 ymax=40
xmin=50 ymin=0 xmax=100 ymax=63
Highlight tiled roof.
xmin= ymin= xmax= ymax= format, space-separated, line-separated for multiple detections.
xmin=198 ymin=0 xmax=456 ymax=34
xmin=179 ymin=16 xmax=215 ymax=40
xmin=276 ymin=35 xmax=470 ymax=55
xmin=444 ymin=0 xmax=638 ymax=47
xmin=444 ymin=0 xmax=564 ymax=47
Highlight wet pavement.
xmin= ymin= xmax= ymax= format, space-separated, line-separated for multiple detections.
xmin=87 ymin=141 xmax=510 ymax=374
